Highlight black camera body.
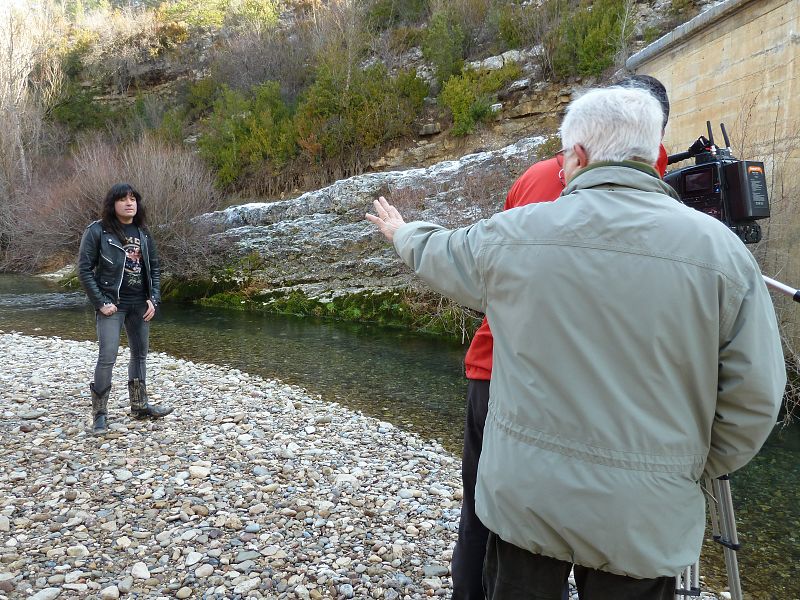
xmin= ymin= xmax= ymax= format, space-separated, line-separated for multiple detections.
xmin=663 ymin=123 xmax=770 ymax=244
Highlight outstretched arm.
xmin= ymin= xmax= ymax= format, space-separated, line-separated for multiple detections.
xmin=366 ymin=195 xmax=488 ymax=313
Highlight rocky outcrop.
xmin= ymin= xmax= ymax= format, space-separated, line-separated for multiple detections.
xmin=197 ymin=136 xmax=550 ymax=300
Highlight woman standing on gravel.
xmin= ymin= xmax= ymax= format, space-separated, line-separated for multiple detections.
xmin=77 ymin=183 xmax=173 ymax=436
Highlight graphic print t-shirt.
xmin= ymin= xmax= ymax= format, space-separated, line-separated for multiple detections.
xmin=118 ymin=224 xmax=147 ymax=305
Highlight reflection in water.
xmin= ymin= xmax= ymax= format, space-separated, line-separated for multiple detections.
xmin=0 ymin=274 xmax=797 ymax=598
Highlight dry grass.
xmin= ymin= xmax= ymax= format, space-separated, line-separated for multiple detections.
xmin=78 ymin=6 xmax=161 ymax=93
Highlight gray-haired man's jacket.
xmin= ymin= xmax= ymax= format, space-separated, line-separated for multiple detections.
xmin=392 ymin=161 xmax=785 ymax=578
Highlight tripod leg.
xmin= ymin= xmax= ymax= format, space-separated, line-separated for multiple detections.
xmin=675 ymin=562 xmax=701 ymax=598
xmin=714 ymin=476 xmax=743 ymax=600
xmin=707 ymin=476 xmax=743 ymax=600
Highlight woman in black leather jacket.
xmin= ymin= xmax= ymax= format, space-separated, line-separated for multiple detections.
xmin=77 ymin=183 xmax=173 ymax=435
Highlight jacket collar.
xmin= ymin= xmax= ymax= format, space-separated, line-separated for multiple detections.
xmin=563 ymin=161 xmax=681 ymax=202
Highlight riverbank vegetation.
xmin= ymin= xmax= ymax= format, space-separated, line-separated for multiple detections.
xmin=0 ymin=0 xmax=652 ymax=275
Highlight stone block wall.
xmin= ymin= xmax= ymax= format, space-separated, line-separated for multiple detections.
xmin=628 ymin=0 xmax=800 ymax=347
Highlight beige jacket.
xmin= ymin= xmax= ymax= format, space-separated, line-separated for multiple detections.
xmin=393 ymin=162 xmax=785 ymax=578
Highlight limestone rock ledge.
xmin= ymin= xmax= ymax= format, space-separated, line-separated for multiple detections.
xmin=197 ymin=136 xmax=550 ymax=303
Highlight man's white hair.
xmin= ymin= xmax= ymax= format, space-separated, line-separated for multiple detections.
xmin=559 ymin=86 xmax=663 ymax=165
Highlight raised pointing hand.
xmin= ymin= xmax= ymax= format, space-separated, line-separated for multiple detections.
xmin=365 ymin=196 xmax=407 ymax=243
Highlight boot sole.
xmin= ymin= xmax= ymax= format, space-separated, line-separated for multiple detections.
xmin=131 ymin=409 xmax=174 ymax=420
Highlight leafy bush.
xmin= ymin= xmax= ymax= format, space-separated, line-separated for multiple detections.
xmin=642 ymin=25 xmax=662 ymax=44
xmin=428 ymin=0 xmax=497 ymax=57
xmin=155 ymin=107 xmax=186 ymax=144
xmin=495 ymin=4 xmax=523 ymax=50
xmin=50 ymin=83 xmax=116 ymax=131
xmin=225 ymin=0 xmax=282 ymax=30
xmin=440 ymin=62 xmax=522 ymax=136
xmin=396 ymin=68 xmax=429 ymax=111
xmin=368 ymin=0 xmax=429 ymax=29
xmin=548 ymin=0 xmax=632 ymax=78
xmin=63 ymin=0 xmax=112 ymax=21
xmin=197 ymin=82 xmax=297 ymax=188
xmin=61 ymin=28 xmax=97 ymax=79
xmin=184 ymin=77 xmax=221 ymax=120
xmin=157 ymin=0 xmax=229 ymax=28
xmin=441 ymin=74 xmax=491 ymax=136
xmin=294 ymin=62 xmax=420 ymax=169
xmin=422 ymin=10 xmax=465 ymax=88
xmin=388 ymin=25 xmax=425 ymax=53
xmin=156 ymin=19 xmax=190 ymax=48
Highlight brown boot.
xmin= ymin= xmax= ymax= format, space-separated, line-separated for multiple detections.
xmin=90 ymin=383 xmax=110 ymax=435
xmin=129 ymin=378 xmax=174 ymax=419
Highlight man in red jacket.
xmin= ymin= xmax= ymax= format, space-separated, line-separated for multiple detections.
xmin=450 ymin=75 xmax=671 ymax=600
xmin=450 ymin=153 xmax=566 ymax=600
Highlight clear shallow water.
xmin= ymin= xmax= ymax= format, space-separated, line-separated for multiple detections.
xmin=0 ymin=275 xmax=468 ymax=450
xmin=0 ymin=274 xmax=797 ymax=598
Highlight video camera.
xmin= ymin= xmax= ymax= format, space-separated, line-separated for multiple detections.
xmin=664 ymin=121 xmax=770 ymax=244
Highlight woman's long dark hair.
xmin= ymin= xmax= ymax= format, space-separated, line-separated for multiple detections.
xmin=100 ymin=183 xmax=149 ymax=243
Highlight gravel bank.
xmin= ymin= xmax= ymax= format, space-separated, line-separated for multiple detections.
xmin=0 ymin=332 xmax=462 ymax=599
xmin=0 ymin=332 xmax=722 ymax=600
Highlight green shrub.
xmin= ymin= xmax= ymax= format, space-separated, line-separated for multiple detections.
xmin=440 ymin=63 xmax=522 ymax=136
xmin=197 ymin=52 xmax=424 ymax=190
xmin=642 ymin=25 xmax=662 ymax=44
xmin=155 ymin=107 xmax=186 ymax=144
xmin=50 ymin=83 xmax=116 ymax=131
xmin=396 ymin=68 xmax=429 ymax=111
xmin=198 ymin=82 xmax=297 ymax=188
xmin=496 ymin=4 xmax=523 ymax=50
xmin=388 ymin=25 xmax=425 ymax=53
xmin=294 ymin=62 xmax=420 ymax=166
xmin=368 ymin=0 xmax=429 ymax=29
xmin=63 ymin=0 xmax=111 ymax=21
xmin=422 ymin=11 xmax=465 ymax=88
xmin=157 ymin=0 xmax=229 ymax=28
xmin=61 ymin=28 xmax=97 ymax=79
xmin=549 ymin=0 xmax=632 ymax=78
xmin=226 ymin=0 xmax=282 ymax=30
xmin=441 ymin=74 xmax=489 ymax=136
xmin=184 ymin=77 xmax=221 ymax=120
xmin=156 ymin=19 xmax=190 ymax=48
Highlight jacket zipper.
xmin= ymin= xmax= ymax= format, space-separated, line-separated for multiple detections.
xmin=140 ymin=232 xmax=153 ymax=303
xmin=108 ymin=239 xmax=126 ymax=303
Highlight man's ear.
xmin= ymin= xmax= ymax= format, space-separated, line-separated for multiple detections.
xmin=574 ymin=144 xmax=589 ymax=168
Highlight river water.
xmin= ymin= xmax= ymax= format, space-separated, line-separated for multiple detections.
xmin=0 ymin=274 xmax=797 ymax=599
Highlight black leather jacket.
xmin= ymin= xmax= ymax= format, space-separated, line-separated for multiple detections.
xmin=77 ymin=220 xmax=161 ymax=309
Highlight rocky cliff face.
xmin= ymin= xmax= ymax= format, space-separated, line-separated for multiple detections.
xmin=197 ymin=136 xmax=549 ymax=302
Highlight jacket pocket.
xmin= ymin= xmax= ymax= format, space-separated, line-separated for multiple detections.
xmin=100 ymin=253 xmax=114 ymax=264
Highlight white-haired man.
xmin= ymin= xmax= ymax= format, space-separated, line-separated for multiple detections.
xmin=366 ymin=86 xmax=785 ymax=599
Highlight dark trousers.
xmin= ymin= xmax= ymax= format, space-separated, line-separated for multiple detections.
xmin=484 ymin=533 xmax=676 ymax=600
xmin=94 ymin=302 xmax=150 ymax=392
xmin=451 ymin=381 xmax=570 ymax=600
xmin=451 ymin=379 xmax=491 ymax=600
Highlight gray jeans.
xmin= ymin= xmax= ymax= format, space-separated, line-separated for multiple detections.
xmin=93 ymin=303 xmax=150 ymax=392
